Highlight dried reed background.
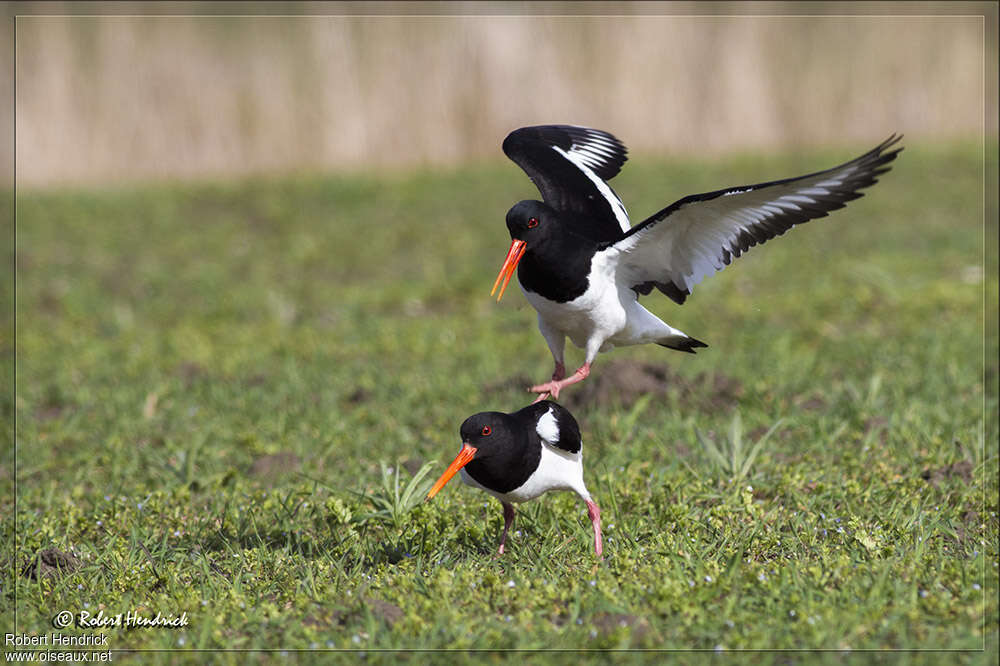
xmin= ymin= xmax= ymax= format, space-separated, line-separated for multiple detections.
xmin=12 ymin=10 xmax=993 ymax=187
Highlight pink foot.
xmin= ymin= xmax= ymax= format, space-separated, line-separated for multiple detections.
xmin=531 ymin=362 xmax=566 ymax=403
xmin=529 ymin=363 xmax=590 ymax=401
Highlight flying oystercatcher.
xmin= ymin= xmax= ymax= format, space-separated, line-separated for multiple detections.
xmin=425 ymin=400 xmax=602 ymax=558
xmin=492 ymin=125 xmax=903 ymax=401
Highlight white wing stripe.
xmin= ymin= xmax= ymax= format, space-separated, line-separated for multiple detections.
xmin=780 ymin=195 xmax=818 ymax=204
xmin=552 ymin=145 xmax=631 ymax=233
xmin=609 ymin=135 xmax=901 ymax=304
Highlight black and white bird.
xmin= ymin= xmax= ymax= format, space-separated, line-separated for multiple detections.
xmin=491 ymin=125 xmax=903 ymax=401
xmin=425 ymin=401 xmax=602 ymax=558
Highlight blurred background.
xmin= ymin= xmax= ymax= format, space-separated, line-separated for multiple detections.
xmin=11 ymin=2 xmax=996 ymax=188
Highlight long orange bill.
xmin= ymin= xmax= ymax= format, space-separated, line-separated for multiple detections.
xmin=426 ymin=443 xmax=478 ymax=500
xmin=490 ymin=239 xmax=527 ymax=302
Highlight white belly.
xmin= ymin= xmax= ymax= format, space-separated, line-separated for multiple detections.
xmin=521 ymin=252 xmax=629 ymax=351
xmin=460 ymin=444 xmax=592 ymax=504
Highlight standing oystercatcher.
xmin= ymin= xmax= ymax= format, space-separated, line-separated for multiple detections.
xmin=426 ymin=400 xmax=602 ymax=558
xmin=493 ymin=125 xmax=903 ymax=401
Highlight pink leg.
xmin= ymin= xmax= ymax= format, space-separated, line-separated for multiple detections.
xmin=552 ymin=361 xmax=566 ymax=381
xmin=530 ymin=363 xmax=591 ymax=401
xmin=587 ymin=499 xmax=603 ymax=559
xmin=497 ymin=502 xmax=516 ymax=555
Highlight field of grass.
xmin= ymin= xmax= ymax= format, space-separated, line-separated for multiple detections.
xmin=8 ymin=139 xmax=998 ymax=662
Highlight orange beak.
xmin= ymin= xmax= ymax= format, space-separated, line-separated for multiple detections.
xmin=426 ymin=443 xmax=478 ymax=500
xmin=490 ymin=239 xmax=527 ymax=302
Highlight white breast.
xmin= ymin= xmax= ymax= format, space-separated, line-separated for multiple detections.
xmin=521 ymin=250 xmax=628 ymax=350
xmin=460 ymin=444 xmax=592 ymax=504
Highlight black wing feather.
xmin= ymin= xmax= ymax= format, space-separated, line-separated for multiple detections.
xmin=609 ymin=135 xmax=904 ymax=305
xmin=503 ymin=125 xmax=631 ymax=243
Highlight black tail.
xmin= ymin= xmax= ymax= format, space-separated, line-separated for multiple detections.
xmin=658 ymin=336 xmax=709 ymax=354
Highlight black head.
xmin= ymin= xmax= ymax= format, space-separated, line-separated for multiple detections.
xmin=426 ymin=409 xmax=536 ymax=499
xmin=459 ymin=411 xmax=515 ymax=459
xmin=493 ymin=200 xmax=563 ymax=301
xmin=505 ymin=200 xmax=559 ymax=244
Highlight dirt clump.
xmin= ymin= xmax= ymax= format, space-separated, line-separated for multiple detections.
xmin=22 ymin=548 xmax=82 ymax=580
xmin=920 ymin=460 xmax=974 ymax=488
xmin=248 ymin=451 xmax=301 ymax=484
xmin=365 ymin=598 xmax=404 ymax=626
xmin=562 ymin=359 xmax=743 ymax=411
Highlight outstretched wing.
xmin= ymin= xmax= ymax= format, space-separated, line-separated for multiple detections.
xmin=503 ymin=125 xmax=631 ymax=243
xmin=608 ymin=135 xmax=903 ymax=304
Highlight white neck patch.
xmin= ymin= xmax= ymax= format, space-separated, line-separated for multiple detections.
xmin=535 ymin=407 xmax=560 ymax=447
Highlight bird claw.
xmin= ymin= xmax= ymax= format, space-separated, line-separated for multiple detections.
xmin=529 ymin=364 xmax=590 ymax=402
xmin=529 ymin=382 xmax=560 ymax=401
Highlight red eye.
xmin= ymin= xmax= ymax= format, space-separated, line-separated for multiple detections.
xmin=527 ymin=217 xmax=539 ymax=228
xmin=481 ymin=426 xmax=492 ymax=436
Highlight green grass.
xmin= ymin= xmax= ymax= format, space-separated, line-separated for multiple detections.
xmin=7 ymin=140 xmax=997 ymax=663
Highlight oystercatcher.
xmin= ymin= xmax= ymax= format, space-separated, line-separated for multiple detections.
xmin=425 ymin=400 xmax=602 ymax=558
xmin=493 ymin=125 xmax=903 ymax=401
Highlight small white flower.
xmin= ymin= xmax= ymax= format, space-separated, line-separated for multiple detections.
xmin=704 ymin=575 xmax=712 ymax=583
xmin=589 ymin=580 xmax=596 ymax=587
xmin=507 ymin=580 xmax=516 ymax=588
xmin=973 ymin=583 xmax=981 ymax=590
